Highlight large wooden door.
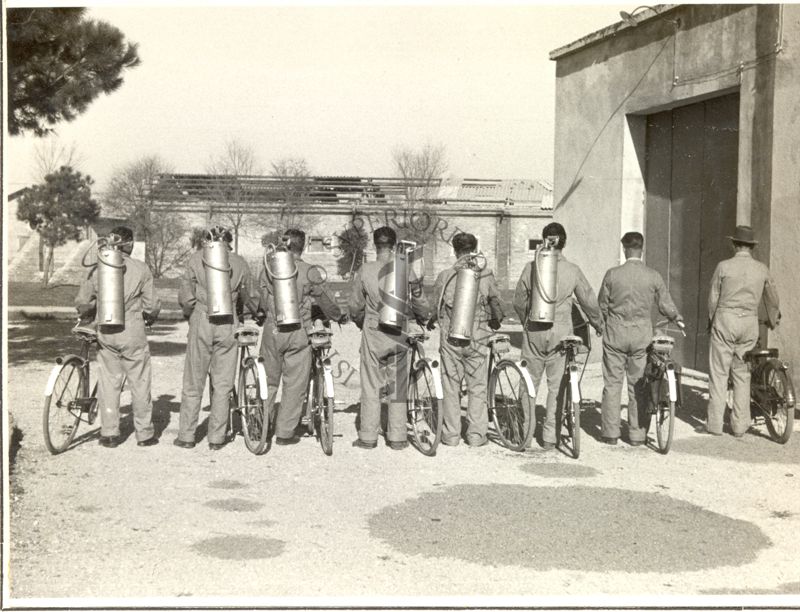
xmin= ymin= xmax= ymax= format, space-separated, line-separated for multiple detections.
xmin=644 ymin=92 xmax=739 ymax=370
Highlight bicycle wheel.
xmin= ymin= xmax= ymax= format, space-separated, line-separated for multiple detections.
xmin=556 ymin=377 xmax=580 ymax=459
xmin=654 ymin=374 xmax=675 ymax=454
xmin=408 ymin=360 xmax=442 ymax=456
xmin=762 ymin=362 xmax=794 ymax=444
xmin=43 ymin=358 xmax=83 ymax=454
xmin=489 ymin=360 xmax=533 ymax=451
xmin=313 ymin=367 xmax=334 ymax=456
xmin=238 ymin=360 xmax=270 ymax=455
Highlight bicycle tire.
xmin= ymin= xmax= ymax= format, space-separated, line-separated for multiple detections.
xmin=239 ymin=359 xmax=270 ymax=455
xmin=556 ymin=377 xmax=580 ymax=459
xmin=489 ymin=359 xmax=533 ymax=452
xmin=43 ymin=358 xmax=84 ymax=454
xmin=762 ymin=362 xmax=794 ymax=444
xmin=654 ymin=374 xmax=675 ymax=454
xmin=408 ymin=360 xmax=442 ymax=456
xmin=315 ymin=366 xmax=334 ymax=456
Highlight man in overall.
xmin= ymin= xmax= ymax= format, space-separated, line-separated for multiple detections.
xmin=175 ymin=227 xmax=257 ymax=450
xmin=75 ymin=226 xmax=161 ymax=448
xmin=348 ymin=226 xmax=431 ymax=450
xmin=258 ymin=228 xmax=345 ymax=445
xmin=513 ymin=222 xmax=603 ymax=450
xmin=598 ymin=231 xmax=683 ymax=446
xmin=430 ymin=232 xmax=504 ymax=447
xmin=706 ymin=225 xmax=780 ymax=437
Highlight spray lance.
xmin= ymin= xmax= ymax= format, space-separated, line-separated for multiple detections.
xmin=263 ymin=239 xmax=301 ymax=327
xmin=436 ymin=252 xmax=488 ymax=342
xmin=528 ymin=235 xmax=560 ymax=324
xmin=202 ymin=226 xmax=233 ymax=320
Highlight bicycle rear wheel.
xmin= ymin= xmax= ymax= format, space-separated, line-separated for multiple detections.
xmin=408 ymin=360 xmax=442 ymax=456
xmin=313 ymin=366 xmax=334 ymax=456
xmin=489 ymin=360 xmax=532 ymax=451
xmin=556 ymin=378 xmax=580 ymax=459
xmin=654 ymin=374 xmax=675 ymax=454
xmin=239 ymin=360 xmax=270 ymax=455
xmin=762 ymin=362 xmax=794 ymax=444
xmin=43 ymin=358 xmax=83 ymax=454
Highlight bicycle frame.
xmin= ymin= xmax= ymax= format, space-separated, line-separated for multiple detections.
xmin=410 ymin=336 xmax=444 ymax=401
xmin=748 ymin=351 xmax=796 ymax=417
xmin=487 ymin=335 xmax=535 ymax=399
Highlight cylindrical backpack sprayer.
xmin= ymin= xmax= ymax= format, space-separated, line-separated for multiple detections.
xmin=445 ymin=252 xmax=487 ymax=342
xmin=264 ymin=242 xmax=301 ymax=326
xmin=95 ymin=233 xmax=127 ymax=328
xmin=528 ymin=236 xmax=559 ymax=324
xmin=379 ymin=240 xmax=418 ymax=329
xmin=202 ymin=228 xmax=233 ymax=319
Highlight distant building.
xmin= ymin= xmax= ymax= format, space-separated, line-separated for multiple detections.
xmin=550 ymin=4 xmax=799 ymax=380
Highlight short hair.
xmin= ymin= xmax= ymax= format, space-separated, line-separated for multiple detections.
xmin=110 ymin=226 xmax=134 ymax=244
xmin=373 ymin=226 xmax=396 ymax=248
xmin=452 ymin=232 xmax=477 ymax=254
xmin=283 ymin=228 xmax=306 ymax=253
xmin=621 ymin=231 xmax=644 ymax=250
xmin=542 ymin=222 xmax=567 ymax=249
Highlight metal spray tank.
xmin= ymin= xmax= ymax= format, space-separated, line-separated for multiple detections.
xmin=528 ymin=236 xmax=559 ymax=324
xmin=379 ymin=240 xmax=421 ymax=329
xmin=202 ymin=227 xmax=233 ymax=319
xmin=95 ymin=233 xmax=127 ymax=328
xmin=264 ymin=241 xmax=301 ymax=326
xmin=445 ymin=252 xmax=487 ymax=342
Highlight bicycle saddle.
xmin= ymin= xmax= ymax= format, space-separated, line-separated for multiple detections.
xmin=488 ymin=334 xmax=510 ymax=345
xmin=234 ymin=325 xmax=260 ymax=345
xmin=71 ymin=324 xmax=98 ymax=343
xmin=651 ymin=335 xmax=675 ymax=346
xmin=745 ymin=348 xmax=778 ymax=360
xmin=561 ymin=335 xmax=583 ymax=345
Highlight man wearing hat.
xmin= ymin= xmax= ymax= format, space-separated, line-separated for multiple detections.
xmin=706 ymin=225 xmax=780 ymax=437
xmin=175 ymin=226 xmax=258 ymax=450
xmin=598 ymin=231 xmax=683 ymax=446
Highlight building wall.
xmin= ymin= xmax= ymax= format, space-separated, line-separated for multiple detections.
xmin=552 ymin=5 xmax=800 ymax=381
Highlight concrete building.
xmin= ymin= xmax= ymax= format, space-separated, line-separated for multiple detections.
xmin=550 ymin=4 xmax=799 ymax=382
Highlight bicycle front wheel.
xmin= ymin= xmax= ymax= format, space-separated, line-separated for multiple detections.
xmin=314 ymin=366 xmax=334 ymax=456
xmin=239 ymin=359 xmax=270 ymax=455
xmin=654 ymin=374 xmax=675 ymax=454
xmin=762 ymin=362 xmax=794 ymax=444
xmin=408 ymin=360 xmax=442 ymax=456
xmin=489 ymin=360 xmax=533 ymax=452
xmin=43 ymin=358 xmax=84 ymax=454
xmin=557 ymin=378 xmax=580 ymax=459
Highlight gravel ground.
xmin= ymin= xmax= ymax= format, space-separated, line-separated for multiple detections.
xmin=5 ymin=318 xmax=800 ymax=605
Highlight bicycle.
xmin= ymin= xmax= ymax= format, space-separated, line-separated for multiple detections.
xmin=225 ymin=324 xmax=271 ymax=454
xmin=486 ymin=333 xmax=536 ymax=452
xmin=42 ymin=325 xmax=100 ymax=454
xmin=555 ymin=335 xmax=588 ymax=459
xmin=406 ymin=328 xmax=445 ymax=456
xmin=735 ymin=344 xmax=795 ymax=444
xmin=301 ymin=321 xmax=337 ymax=455
xmin=643 ymin=320 xmax=685 ymax=454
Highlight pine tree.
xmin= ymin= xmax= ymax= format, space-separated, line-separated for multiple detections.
xmin=7 ymin=8 xmax=140 ymax=136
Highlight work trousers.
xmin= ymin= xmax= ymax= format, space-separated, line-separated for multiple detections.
xmin=178 ymin=310 xmax=237 ymax=445
xmin=600 ymin=321 xmax=651 ymax=442
xmin=260 ymin=321 xmax=312 ymax=439
xmin=358 ymin=320 xmax=409 ymax=444
xmin=521 ymin=321 xmax=570 ymax=445
xmin=440 ymin=338 xmax=490 ymax=446
xmin=97 ymin=321 xmax=154 ymax=442
xmin=707 ymin=311 xmax=759 ymax=435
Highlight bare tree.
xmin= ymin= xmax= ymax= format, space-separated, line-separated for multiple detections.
xmin=258 ymin=157 xmax=317 ymax=245
xmin=32 ymin=137 xmax=86 ymax=181
xmin=105 ymin=155 xmax=192 ymax=278
xmin=392 ymin=142 xmax=447 ymax=245
xmin=206 ymin=140 xmax=262 ymax=253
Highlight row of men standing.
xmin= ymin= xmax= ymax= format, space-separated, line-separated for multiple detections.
xmin=77 ymin=221 xmax=779 ymax=450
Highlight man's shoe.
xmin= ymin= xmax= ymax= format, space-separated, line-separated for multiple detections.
xmin=600 ymin=437 xmax=618 ymax=446
xmin=467 ymin=438 xmax=488 ymax=448
xmin=388 ymin=440 xmax=409 ymax=450
xmin=732 ymin=432 xmax=745 ymax=439
xmin=137 ymin=437 xmax=158 ymax=447
xmin=629 ymin=439 xmax=646 ymax=447
xmin=208 ymin=442 xmax=226 ymax=450
xmin=98 ymin=436 xmax=120 ymax=448
xmin=542 ymin=441 xmax=556 ymax=451
xmin=173 ymin=438 xmax=196 ymax=449
xmin=352 ymin=439 xmax=377 ymax=449
xmin=275 ymin=436 xmax=300 ymax=446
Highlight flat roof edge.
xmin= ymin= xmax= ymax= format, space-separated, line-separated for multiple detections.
xmin=549 ymin=4 xmax=679 ymax=61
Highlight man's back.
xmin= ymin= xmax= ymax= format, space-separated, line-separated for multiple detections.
xmin=709 ymin=251 xmax=777 ymax=319
xmin=599 ymin=259 xmax=678 ymax=324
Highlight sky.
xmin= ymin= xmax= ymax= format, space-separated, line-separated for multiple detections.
xmin=6 ymin=3 xmax=632 ymax=195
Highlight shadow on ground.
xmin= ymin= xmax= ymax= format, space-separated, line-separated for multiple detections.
xmin=672 ymin=431 xmax=800 ymax=465
xmin=519 ymin=462 xmax=600 ymax=478
xmin=701 ymin=581 xmax=800 ymax=595
xmin=191 ymin=535 xmax=285 ymax=560
xmin=368 ymin=484 xmax=770 ymax=573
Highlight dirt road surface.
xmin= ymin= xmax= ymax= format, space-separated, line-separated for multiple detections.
xmin=6 ymin=318 xmax=800 ymax=605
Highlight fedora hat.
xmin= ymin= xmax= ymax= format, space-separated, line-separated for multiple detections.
xmin=728 ymin=225 xmax=758 ymax=245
